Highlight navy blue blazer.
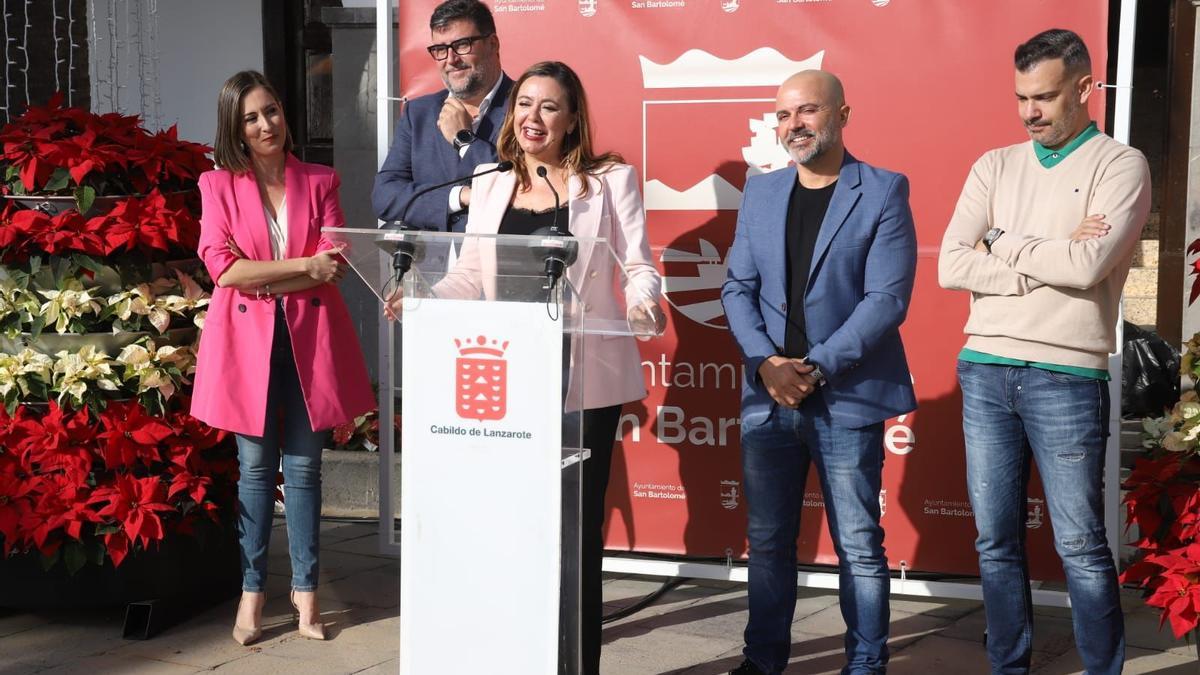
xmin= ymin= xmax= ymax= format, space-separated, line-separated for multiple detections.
xmin=720 ymin=152 xmax=918 ymax=429
xmin=371 ymin=74 xmax=514 ymax=231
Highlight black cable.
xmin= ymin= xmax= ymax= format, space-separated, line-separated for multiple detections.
xmin=601 ymin=576 xmax=691 ymax=624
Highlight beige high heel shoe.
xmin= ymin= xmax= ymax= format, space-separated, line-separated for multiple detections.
xmin=232 ymin=592 xmax=263 ymax=646
xmin=291 ymin=590 xmax=326 ymax=640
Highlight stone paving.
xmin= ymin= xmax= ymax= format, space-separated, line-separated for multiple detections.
xmin=0 ymin=520 xmax=1195 ymax=674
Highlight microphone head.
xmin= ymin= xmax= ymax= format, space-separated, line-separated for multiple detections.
xmin=497 ymin=160 xmax=515 ymax=172
xmin=535 ymin=165 xmax=548 ymax=178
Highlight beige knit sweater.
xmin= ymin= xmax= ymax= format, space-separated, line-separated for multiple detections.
xmin=938 ymin=133 xmax=1151 ymax=370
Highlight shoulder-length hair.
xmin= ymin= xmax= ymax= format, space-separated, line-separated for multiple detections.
xmin=213 ymin=70 xmax=294 ymax=174
xmin=496 ymin=61 xmax=622 ymax=198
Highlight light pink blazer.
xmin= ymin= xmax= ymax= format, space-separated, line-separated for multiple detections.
xmin=437 ymin=163 xmax=661 ymax=412
xmin=192 ymin=156 xmax=375 ymax=436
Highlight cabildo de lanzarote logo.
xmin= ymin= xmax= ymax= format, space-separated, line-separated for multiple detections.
xmin=455 ymin=335 xmax=508 ymax=421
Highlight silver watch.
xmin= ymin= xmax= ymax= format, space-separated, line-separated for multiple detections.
xmin=982 ymin=227 xmax=1005 ymax=253
xmin=804 ymin=358 xmax=826 ymax=386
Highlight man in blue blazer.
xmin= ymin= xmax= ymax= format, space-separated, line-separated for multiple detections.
xmin=721 ymin=70 xmax=917 ymax=675
xmin=372 ymin=0 xmax=513 ymax=231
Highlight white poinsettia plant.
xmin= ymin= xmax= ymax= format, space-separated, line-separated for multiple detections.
xmin=0 ymin=338 xmax=197 ymax=414
xmin=0 ymin=265 xmax=209 ymax=338
xmin=116 ymin=339 xmax=196 ymax=401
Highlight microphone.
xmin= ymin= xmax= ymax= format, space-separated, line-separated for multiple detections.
xmin=531 ymin=165 xmax=576 ymax=289
xmin=380 ymin=161 xmax=515 ymax=282
xmin=393 ymin=160 xmax=514 ymax=229
xmin=535 ymin=165 xmax=562 ymax=234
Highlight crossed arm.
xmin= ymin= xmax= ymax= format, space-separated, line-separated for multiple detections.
xmin=938 ymin=152 xmax=1151 ymax=295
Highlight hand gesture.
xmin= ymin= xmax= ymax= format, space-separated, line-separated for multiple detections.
xmin=1070 ymin=214 xmax=1110 ymax=241
xmin=628 ymin=301 xmax=666 ymax=341
xmin=438 ymin=98 xmax=473 ymax=145
xmin=383 ymin=287 xmax=404 ymax=321
xmin=227 ymin=238 xmax=247 ymax=259
xmin=757 ymin=356 xmax=818 ymax=408
xmin=305 ymin=246 xmax=347 ymax=284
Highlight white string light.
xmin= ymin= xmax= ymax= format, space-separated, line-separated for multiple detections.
xmin=2 ymin=0 xmax=10 ymax=121
xmin=66 ymin=0 xmax=72 ymax=106
xmin=106 ymin=0 xmax=117 ymax=111
xmin=19 ymin=0 xmax=29 ymax=103
xmin=134 ymin=0 xmax=144 ymax=118
xmin=52 ymin=0 xmax=60 ymax=93
xmin=148 ymin=0 xmax=159 ymax=126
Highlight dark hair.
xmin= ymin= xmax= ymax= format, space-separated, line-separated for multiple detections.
xmin=429 ymin=0 xmax=496 ymax=35
xmin=213 ymin=70 xmax=293 ymax=174
xmin=497 ymin=61 xmax=622 ymax=198
xmin=1014 ymin=28 xmax=1091 ymax=75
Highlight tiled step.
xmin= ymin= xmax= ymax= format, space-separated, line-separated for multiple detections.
xmin=1122 ymin=296 xmax=1156 ymax=327
xmin=1130 ymin=239 xmax=1159 ymax=268
xmin=1123 ymin=266 xmax=1158 ymax=298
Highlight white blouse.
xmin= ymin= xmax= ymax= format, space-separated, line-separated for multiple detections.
xmin=264 ymin=197 xmax=287 ymax=261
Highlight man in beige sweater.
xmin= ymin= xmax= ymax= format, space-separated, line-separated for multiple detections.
xmin=939 ymin=28 xmax=1150 ymax=674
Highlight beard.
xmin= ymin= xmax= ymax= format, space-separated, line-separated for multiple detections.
xmin=1025 ymin=99 xmax=1084 ymax=148
xmin=784 ymin=126 xmax=839 ymax=166
xmin=443 ymin=65 xmax=488 ymax=99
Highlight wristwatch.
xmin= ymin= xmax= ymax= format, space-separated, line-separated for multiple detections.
xmin=982 ymin=227 xmax=1005 ymax=253
xmin=802 ymin=357 xmax=827 ymax=387
xmin=453 ymin=129 xmax=474 ymax=151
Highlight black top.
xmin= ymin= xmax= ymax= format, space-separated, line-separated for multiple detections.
xmin=784 ymin=179 xmax=837 ymax=358
xmin=494 ymin=203 xmax=570 ymax=301
xmin=498 ymin=203 xmax=570 ymax=237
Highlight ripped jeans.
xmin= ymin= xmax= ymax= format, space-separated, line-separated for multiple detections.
xmin=957 ymin=361 xmax=1123 ymax=675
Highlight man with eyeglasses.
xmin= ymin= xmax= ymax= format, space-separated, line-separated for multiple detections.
xmin=373 ymin=0 xmax=512 ymax=232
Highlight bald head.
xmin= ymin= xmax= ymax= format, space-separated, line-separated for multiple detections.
xmin=774 ymin=70 xmax=850 ymax=171
xmin=778 ymin=70 xmax=845 ymax=109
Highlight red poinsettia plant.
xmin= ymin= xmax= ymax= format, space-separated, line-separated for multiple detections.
xmin=1121 ymin=332 xmax=1200 ymax=638
xmin=0 ymin=97 xmax=236 ymax=576
xmin=0 ymin=398 xmax=237 ymax=572
xmin=0 ymin=94 xmax=211 ymax=265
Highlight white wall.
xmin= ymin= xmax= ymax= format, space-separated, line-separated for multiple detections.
xmin=88 ymin=0 xmax=263 ymax=146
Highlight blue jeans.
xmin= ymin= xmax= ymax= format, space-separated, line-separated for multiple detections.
xmin=235 ymin=303 xmax=328 ymax=593
xmin=741 ymin=393 xmax=889 ymax=674
xmin=957 ymin=361 xmax=1123 ymax=674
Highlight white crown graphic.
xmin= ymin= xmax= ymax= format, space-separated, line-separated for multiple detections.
xmin=639 ymin=48 xmax=824 ymax=89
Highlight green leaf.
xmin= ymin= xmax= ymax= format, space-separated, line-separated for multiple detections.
xmin=94 ymin=523 xmax=120 ymax=536
xmin=39 ymin=548 xmax=62 ymax=572
xmin=74 ymin=186 xmax=96 ymax=215
xmin=44 ymin=168 xmax=70 ymax=192
xmin=3 ymin=165 xmax=17 ymax=181
xmin=90 ymin=539 xmax=107 ymax=566
xmin=72 ymin=254 xmax=106 ymax=275
xmin=26 ymin=379 xmax=48 ymax=401
xmin=64 ymin=541 xmax=88 ymax=575
xmin=29 ymin=313 xmax=46 ymax=340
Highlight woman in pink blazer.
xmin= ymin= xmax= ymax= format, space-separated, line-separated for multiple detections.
xmin=192 ymin=71 xmax=374 ymax=646
xmin=436 ymin=61 xmax=663 ymax=674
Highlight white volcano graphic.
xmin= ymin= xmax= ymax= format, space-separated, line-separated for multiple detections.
xmin=660 ymin=239 xmax=729 ymax=329
xmin=639 ymin=48 xmax=824 ymax=89
xmin=645 ymin=175 xmax=742 ymax=211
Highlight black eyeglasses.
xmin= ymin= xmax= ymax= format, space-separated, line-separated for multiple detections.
xmin=427 ymin=34 xmax=492 ymax=61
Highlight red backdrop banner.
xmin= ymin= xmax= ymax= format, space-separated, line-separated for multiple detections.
xmin=397 ymin=0 xmax=1111 ymax=579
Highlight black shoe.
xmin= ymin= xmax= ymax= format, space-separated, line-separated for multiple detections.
xmin=729 ymin=660 xmax=767 ymax=675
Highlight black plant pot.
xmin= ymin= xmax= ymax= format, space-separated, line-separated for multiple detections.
xmin=0 ymin=526 xmax=240 ymax=611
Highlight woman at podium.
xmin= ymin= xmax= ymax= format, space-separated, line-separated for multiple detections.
xmin=435 ymin=60 xmax=665 ymax=674
xmin=192 ymin=70 xmax=375 ymax=646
